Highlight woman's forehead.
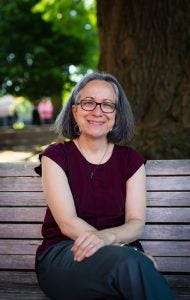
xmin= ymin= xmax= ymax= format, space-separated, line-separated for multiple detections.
xmin=80 ymin=80 xmax=116 ymax=99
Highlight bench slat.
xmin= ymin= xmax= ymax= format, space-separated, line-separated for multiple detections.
xmin=0 ymin=271 xmax=39 ymax=284
xmin=0 ymin=240 xmax=189 ymax=256
xmin=0 ymin=270 xmax=188 ymax=289
xmin=172 ymin=289 xmax=190 ymax=300
xmin=0 ymin=178 xmax=42 ymax=192
xmin=146 ymin=207 xmax=190 ymax=222
xmin=0 ymin=240 xmax=41 ymax=255
xmin=0 ymin=224 xmax=42 ymax=239
xmin=0 ymin=286 xmax=188 ymax=300
xmin=0 ymin=191 xmax=46 ymax=206
xmin=0 ymin=286 xmax=48 ymax=300
xmin=1 ymin=175 xmax=189 ymax=192
xmin=145 ymin=160 xmax=190 ymax=175
xmin=146 ymin=176 xmax=190 ymax=191
xmin=0 ymin=289 xmax=186 ymax=300
xmin=0 ymin=272 xmax=189 ymax=300
xmin=165 ymin=275 xmax=190 ymax=288
xmin=157 ymin=257 xmax=190 ymax=272
xmin=146 ymin=191 xmax=190 ymax=206
xmin=1 ymin=224 xmax=189 ymax=240
xmin=0 ymin=254 xmax=189 ymax=272
xmin=0 ymin=206 xmax=189 ymax=222
xmin=0 ymin=254 xmax=35 ymax=269
xmin=0 ymin=207 xmax=44 ymax=222
xmin=141 ymin=241 xmax=190 ymax=256
xmin=0 ymin=162 xmax=39 ymax=177
xmin=1 ymin=191 xmax=190 ymax=206
xmin=1 ymin=160 xmax=189 ymax=176
xmin=142 ymin=224 xmax=190 ymax=240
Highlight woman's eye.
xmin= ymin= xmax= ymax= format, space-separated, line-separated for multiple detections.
xmin=102 ymin=102 xmax=114 ymax=108
xmin=84 ymin=101 xmax=94 ymax=106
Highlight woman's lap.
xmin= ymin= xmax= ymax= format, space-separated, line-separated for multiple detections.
xmin=36 ymin=240 xmax=175 ymax=300
xmin=37 ymin=241 xmax=129 ymax=299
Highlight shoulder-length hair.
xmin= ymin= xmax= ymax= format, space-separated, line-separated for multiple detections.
xmin=55 ymin=71 xmax=134 ymax=144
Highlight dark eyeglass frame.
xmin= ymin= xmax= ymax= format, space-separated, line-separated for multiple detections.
xmin=77 ymin=99 xmax=116 ymax=113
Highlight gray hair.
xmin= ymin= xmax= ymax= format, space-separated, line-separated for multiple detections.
xmin=55 ymin=72 xmax=134 ymax=144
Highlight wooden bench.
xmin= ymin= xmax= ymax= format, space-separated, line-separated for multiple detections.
xmin=0 ymin=126 xmax=57 ymax=151
xmin=0 ymin=160 xmax=189 ymax=299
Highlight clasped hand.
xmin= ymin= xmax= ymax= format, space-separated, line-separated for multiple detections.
xmin=71 ymin=230 xmax=112 ymax=262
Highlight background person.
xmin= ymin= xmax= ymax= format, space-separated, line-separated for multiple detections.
xmin=15 ymin=96 xmax=33 ymax=126
xmin=35 ymin=72 xmax=175 ymax=300
xmin=38 ymin=97 xmax=53 ymax=124
xmin=31 ymin=104 xmax=41 ymax=126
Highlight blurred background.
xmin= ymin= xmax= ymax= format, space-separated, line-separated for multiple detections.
xmin=0 ymin=0 xmax=189 ymax=162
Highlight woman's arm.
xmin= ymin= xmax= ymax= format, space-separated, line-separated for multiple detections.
xmin=103 ymin=164 xmax=146 ymax=243
xmin=41 ymin=156 xmax=97 ymax=239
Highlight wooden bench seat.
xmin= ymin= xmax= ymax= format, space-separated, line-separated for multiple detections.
xmin=0 ymin=160 xmax=190 ymax=299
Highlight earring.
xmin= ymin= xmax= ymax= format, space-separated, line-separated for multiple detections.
xmin=74 ymin=123 xmax=81 ymax=135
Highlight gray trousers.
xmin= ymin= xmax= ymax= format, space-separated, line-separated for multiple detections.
xmin=36 ymin=240 xmax=175 ymax=300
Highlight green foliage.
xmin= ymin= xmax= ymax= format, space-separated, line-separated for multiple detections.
xmin=33 ymin=0 xmax=97 ymax=38
xmin=32 ymin=0 xmax=98 ymax=70
xmin=0 ymin=0 xmax=98 ymax=103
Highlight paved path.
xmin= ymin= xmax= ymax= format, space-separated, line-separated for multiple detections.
xmin=0 ymin=150 xmax=38 ymax=162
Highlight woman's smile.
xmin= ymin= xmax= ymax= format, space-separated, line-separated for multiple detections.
xmin=87 ymin=120 xmax=105 ymax=125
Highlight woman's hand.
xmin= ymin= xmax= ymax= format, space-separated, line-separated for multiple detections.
xmin=71 ymin=230 xmax=115 ymax=262
xmin=143 ymin=253 xmax=160 ymax=270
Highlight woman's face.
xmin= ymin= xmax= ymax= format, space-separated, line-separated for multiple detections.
xmin=72 ymin=80 xmax=116 ymax=140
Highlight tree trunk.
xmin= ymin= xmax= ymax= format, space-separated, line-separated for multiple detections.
xmin=97 ymin=0 xmax=190 ymax=159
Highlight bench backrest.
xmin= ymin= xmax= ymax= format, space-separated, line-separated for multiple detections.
xmin=0 ymin=160 xmax=190 ymax=292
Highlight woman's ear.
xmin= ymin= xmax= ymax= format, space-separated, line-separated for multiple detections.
xmin=72 ymin=105 xmax=77 ymax=119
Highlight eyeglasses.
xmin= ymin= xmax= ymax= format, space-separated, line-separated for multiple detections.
xmin=77 ymin=99 xmax=116 ymax=113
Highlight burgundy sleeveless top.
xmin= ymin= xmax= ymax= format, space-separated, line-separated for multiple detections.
xmin=35 ymin=141 xmax=146 ymax=257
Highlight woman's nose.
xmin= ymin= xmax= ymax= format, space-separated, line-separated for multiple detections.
xmin=93 ymin=103 xmax=103 ymax=115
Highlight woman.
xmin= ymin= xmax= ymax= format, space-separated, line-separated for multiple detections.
xmin=35 ymin=72 xmax=175 ymax=299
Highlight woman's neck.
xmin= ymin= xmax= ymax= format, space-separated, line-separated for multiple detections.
xmin=74 ymin=136 xmax=112 ymax=165
xmin=77 ymin=135 xmax=108 ymax=151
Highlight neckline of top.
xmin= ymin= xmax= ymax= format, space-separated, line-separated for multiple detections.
xmin=71 ymin=140 xmax=115 ymax=166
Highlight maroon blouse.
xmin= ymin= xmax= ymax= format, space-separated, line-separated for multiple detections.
xmin=35 ymin=141 xmax=146 ymax=257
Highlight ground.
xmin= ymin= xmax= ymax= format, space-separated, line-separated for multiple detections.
xmin=0 ymin=150 xmax=39 ymax=162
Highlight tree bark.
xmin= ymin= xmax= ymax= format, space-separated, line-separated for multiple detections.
xmin=97 ymin=0 xmax=190 ymax=158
